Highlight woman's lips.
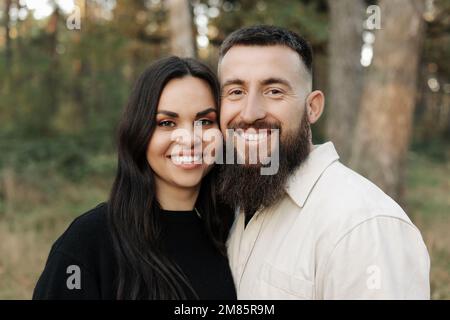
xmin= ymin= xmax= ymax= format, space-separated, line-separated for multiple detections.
xmin=167 ymin=154 xmax=203 ymax=169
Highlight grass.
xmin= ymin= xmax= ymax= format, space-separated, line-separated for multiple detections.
xmin=0 ymin=158 xmax=115 ymax=299
xmin=404 ymin=151 xmax=450 ymax=299
xmin=0 ymin=151 xmax=448 ymax=299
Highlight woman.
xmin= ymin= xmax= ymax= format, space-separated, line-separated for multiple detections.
xmin=33 ymin=57 xmax=236 ymax=300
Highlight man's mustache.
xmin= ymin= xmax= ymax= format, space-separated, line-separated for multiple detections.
xmin=227 ymin=120 xmax=282 ymax=131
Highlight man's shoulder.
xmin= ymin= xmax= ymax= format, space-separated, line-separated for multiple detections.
xmin=310 ymin=161 xmax=413 ymax=227
xmin=296 ymin=162 xmax=427 ymax=269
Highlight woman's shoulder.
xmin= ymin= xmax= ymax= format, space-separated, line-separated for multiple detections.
xmin=33 ymin=203 xmax=116 ymax=299
xmin=66 ymin=202 xmax=108 ymax=233
xmin=50 ymin=202 xmax=112 ymax=260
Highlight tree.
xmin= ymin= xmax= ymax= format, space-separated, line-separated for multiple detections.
xmin=4 ymin=0 xmax=12 ymax=67
xmin=45 ymin=2 xmax=61 ymax=127
xmin=326 ymin=0 xmax=365 ymax=163
xmin=350 ymin=0 xmax=426 ymax=202
xmin=167 ymin=0 xmax=195 ymax=57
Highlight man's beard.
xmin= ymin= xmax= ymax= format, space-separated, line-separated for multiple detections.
xmin=217 ymin=110 xmax=311 ymax=218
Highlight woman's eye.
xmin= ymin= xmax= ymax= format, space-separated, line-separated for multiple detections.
xmin=158 ymin=120 xmax=175 ymax=127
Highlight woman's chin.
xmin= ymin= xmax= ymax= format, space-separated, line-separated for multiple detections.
xmin=167 ymin=161 xmax=211 ymax=188
xmin=169 ymin=171 xmax=205 ymax=189
xmin=172 ymin=179 xmax=203 ymax=189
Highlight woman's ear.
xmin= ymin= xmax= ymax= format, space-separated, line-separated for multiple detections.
xmin=305 ymin=90 xmax=325 ymax=124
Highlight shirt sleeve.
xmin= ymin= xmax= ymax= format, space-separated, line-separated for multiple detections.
xmin=322 ymin=215 xmax=430 ymax=299
xmin=32 ymin=248 xmax=100 ymax=300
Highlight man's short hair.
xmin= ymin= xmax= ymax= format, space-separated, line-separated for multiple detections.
xmin=219 ymin=25 xmax=313 ymax=75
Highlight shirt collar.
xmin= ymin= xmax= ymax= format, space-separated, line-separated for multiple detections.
xmin=284 ymin=141 xmax=340 ymax=208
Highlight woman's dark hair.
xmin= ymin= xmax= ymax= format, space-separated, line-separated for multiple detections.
xmin=107 ymin=56 xmax=232 ymax=300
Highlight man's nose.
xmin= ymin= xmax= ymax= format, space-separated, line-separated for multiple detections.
xmin=240 ymin=92 xmax=266 ymax=123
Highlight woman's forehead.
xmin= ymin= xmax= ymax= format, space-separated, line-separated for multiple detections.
xmin=157 ymin=77 xmax=217 ymax=115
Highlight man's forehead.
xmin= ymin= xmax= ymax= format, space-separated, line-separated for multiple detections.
xmin=218 ymin=44 xmax=306 ymax=83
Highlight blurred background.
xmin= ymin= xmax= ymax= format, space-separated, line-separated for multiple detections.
xmin=0 ymin=0 xmax=448 ymax=299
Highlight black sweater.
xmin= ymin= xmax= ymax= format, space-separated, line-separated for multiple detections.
xmin=32 ymin=203 xmax=237 ymax=300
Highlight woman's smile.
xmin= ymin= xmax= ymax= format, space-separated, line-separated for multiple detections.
xmin=168 ymin=152 xmax=203 ymax=169
xmin=147 ymin=76 xmax=219 ymax=190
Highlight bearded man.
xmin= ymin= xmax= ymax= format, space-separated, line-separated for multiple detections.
xmin=217 ymin=25 xmax=430 ymax=299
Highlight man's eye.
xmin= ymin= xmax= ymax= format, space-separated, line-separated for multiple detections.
xmin=229 ymin=89 xmax=244 ymax=96
xmin=266 ymin=89 xmax=283 ymax=96
xmin=158 ymin=120 xmax=175 ymax=127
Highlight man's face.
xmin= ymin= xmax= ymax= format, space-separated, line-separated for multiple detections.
xmin=219 ymin=44 xmax=312 ymax=162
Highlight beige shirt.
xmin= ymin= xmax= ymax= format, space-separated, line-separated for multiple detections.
xmin=227 ymin=142 xmax=430 ymax=299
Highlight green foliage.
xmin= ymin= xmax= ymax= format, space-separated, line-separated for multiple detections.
xmin=0 ymin=135 xmax=116 ymax=182
xmin=0 ymin=4 xmax=167 ymax=142
xmin=411 ymin=138 xmax=450 ymax=163
xmin=210 ymin=0 xmax=328 ymax=47
xmin=0 ymin=4 xmax=165 ymax=183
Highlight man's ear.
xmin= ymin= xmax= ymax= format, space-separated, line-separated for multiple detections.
xmin=305 ymin=90 xmax=325 ymax=124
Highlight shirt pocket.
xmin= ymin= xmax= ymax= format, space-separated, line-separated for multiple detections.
xmin=255 ymin=262 xmax=314 ymax=300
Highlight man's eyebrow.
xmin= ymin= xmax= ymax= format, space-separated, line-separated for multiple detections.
xmin=221 ymin=78 xmax=245 ymax=90
xmin=156 ymin=110 xmax=178 ymax=117
xmin=196 ymin=107 xmax=217 ymax=117
xmin=260 ymin=77 xmax=293 ymax=89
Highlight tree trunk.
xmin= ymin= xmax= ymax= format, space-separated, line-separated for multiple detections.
xmin=167 ymin=0 xmax=195 ymax=57
xmin=45 ymin=3 xmax=60 ymax=134
xmin=350 ymin=0 xmax=426 ymax=202
xmin=4 ymin=0 xmax=12 ymax=67
xmin=326 ymin=0 xmax=365 ymax=163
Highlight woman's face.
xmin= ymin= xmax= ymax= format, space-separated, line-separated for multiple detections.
xmin=147 ymin=76 xmax=219 ymax=191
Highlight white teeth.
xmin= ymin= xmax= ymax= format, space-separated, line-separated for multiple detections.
xmin=172 ymin=155 xmax=201 ymax=164
xmin=236 ymin=131 xmax=268 ymax=141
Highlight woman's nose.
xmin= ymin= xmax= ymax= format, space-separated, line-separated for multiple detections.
xmin=174 ymin=125 xmax=203 ymax=148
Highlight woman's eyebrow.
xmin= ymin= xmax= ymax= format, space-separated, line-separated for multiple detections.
xmin=157 ymin=108 xmax=216 ymax=118
xmin=157 ymin=110 xmax=178 ymax=117
xmin=196 ymin=107 xmax=217 ymax=117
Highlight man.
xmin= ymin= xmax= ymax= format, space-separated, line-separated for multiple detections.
xmin=217 ymin=25 xmax=430 ymax=299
